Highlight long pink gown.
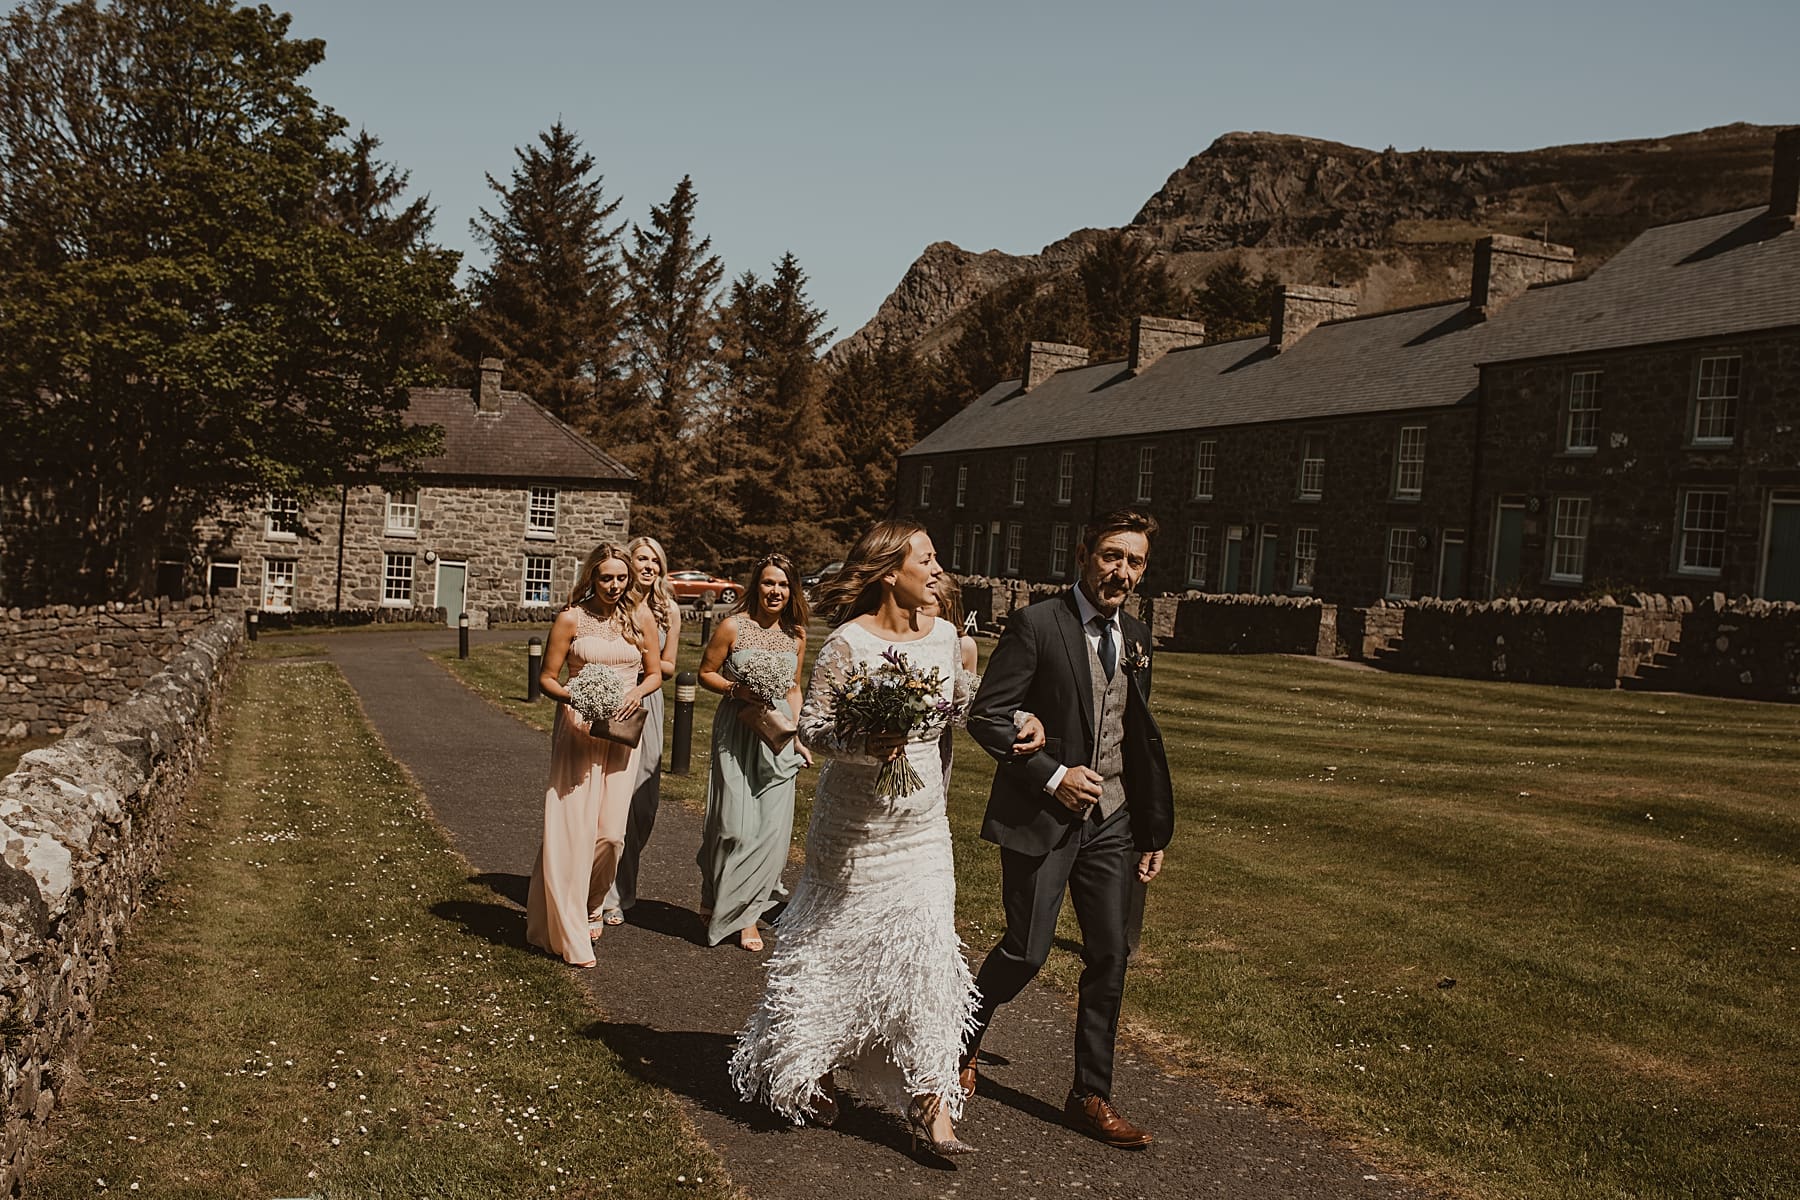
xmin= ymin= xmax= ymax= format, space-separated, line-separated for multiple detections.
xmin=526 ymin=607 xmax=645 ymax=966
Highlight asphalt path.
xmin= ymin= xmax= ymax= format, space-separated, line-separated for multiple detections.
xmin=321 ymin=627 xmax=1446 ymax=1200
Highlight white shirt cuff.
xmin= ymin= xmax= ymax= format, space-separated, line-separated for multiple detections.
xmin=1044 ymin=764 xmax=1068 ymax=796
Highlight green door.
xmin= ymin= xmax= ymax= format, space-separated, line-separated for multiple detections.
xmin=1764 ymin=501 xmax=1800 ymax=601
xmin=1257 ymin=529 xmax=1279 ymax=594
xmin=1438 ymin=534 xmax=1466 ymax=600
xmin=1491 ymin=503 xmax=1525 ymax=596
xmin=1221 ymin=526 xmax=1244 ymax=593
xmin=437 ymin=561 xmax=466 ymax=625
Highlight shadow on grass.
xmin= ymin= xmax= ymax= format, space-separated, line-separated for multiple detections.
xmin=471 ymin=870 xmax=530 ymax=907
xmin=579 ymin=1020 xmax=961 ymax=1169
xmin=432 ymin=897 xmax=532 ymax=953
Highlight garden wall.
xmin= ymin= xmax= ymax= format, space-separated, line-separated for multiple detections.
xmin=0 ymin=613 xmax=243 ymax=1193
xmin=1157 ymin=593 xmax=1339 ymax=656
xmin=1660 ymin=596 xmax=1800 ymax=701
xmin=1 ymin=600 xmax=219 ymax=738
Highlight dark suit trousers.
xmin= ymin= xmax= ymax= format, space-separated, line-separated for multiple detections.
xmin=969 ymin=805 xmax=1135 ymax=1099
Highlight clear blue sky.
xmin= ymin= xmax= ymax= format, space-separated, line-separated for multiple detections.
xmin=274 ymin=1 xmax=1794 ymax=341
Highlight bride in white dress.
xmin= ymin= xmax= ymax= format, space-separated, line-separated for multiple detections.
xmin=730 ymin=521 xmax=1036 ymax=1159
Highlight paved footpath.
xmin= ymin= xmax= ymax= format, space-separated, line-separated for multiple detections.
xmin=323 ymin=629 xmax=1446 ymax=1200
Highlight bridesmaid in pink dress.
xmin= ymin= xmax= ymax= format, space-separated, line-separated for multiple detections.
xmin=526 ymin=544 xmax=663 ymax=967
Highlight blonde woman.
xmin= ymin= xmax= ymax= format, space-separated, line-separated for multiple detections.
xmin=525 ymin=544 xmax=662 ymax=968
xmin=600 ymin=535 xmax=681 ymax=925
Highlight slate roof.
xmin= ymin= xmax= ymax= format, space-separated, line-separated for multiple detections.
xmin=401 ymin=388 xmax=635 ymax=484
xmin=904 ymin=205 xmax=1800 ymax=457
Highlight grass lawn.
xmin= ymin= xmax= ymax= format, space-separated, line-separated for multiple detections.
xmin=440 ymin=633 xmax=1799 ymax=1200
xmin=28 ymin=645 xmax=731 ymax=1200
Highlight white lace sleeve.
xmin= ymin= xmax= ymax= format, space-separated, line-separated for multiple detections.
xmin=798 ymin=630 xmax=870 ymax=760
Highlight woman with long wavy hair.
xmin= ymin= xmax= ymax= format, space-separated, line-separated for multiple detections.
xmin=730 ymin=520 xmax=1014 ymax=1161
xmin=696 ymin=551 xmax=813 ymax=950
xmin=598 ymin=535 xmax=681 ymax=925
xmin=525 ymin=543 xmax=662 ymax=968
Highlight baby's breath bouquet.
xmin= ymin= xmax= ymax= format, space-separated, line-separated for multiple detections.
xmin=830 ymin=645 xmax=956 ymax=800
xmin=734 ymin=649 xmax=799 ymax=752
xmin=566 ymin=662 xmax=629 ymax=725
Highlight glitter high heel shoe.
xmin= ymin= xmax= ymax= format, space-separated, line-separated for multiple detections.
xmin=905 ymin=1094 xmax=976 ymax=1160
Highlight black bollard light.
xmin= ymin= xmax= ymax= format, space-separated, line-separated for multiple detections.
xmin=527 ymin=636 xmax=543 ymax=702
xmin=246 ymin=609 xmax=259 ymax=641
xmin=670 ymin=670 xmax=697 ymax=775
xmin=458 ymin=611 xmax=470 ymax=659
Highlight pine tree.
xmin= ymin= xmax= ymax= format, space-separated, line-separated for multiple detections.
xmin=717 ymin=255 xmax=840 ymax=570
xmin=616 ymin=176 xmax=723 ymax=559
xmin=1190 ymin=257 xmax=1283 ymax=341
xmin=1072 ymin=230 xmax=1182 ymax=360
xmin=823 ymin=341 xmax=922 ymax=542
xmin=462 ymin=122 xmax=623 ymax=430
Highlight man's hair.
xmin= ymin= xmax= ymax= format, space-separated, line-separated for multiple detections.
xmin=1080 ymin=508 xmax=1159 ymax=551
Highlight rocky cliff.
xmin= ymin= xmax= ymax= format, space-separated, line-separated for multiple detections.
xmin=835 ymin=123 xmax=1784 ymax=361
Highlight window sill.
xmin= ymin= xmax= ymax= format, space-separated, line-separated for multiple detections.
xmin=1547 ymin=574 xmax=1585 ymax=585
xmin=385 ymin=527 xmax=419 ymax=539
xmin=380 ymin=599 xmax=413 ymax=609
xmin=264 ymin=532 xmax=298 ymax=542
xmin=1555 ymin=447 xmax=1598 ymax=458
xmin=1390 ymin=494 xmax=1422 ymax=503
xmin=1190 ymin=495 xmax=1213 ymax=504
xmin=521 ymin=600 xmax=552 ymax=609
xmin=525 ymin=529 xmax=557 ymax=541
xmin=1295 ymin=495 xmax=1321 ymax=504
xmin=1674 ymin=567 xmax=1723 ymax=578
xmin=1686 ymin=440 xmax=1735 ymax=451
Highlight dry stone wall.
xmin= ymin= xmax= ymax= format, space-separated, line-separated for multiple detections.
xmin=0 ymin=614 xmax=242 ymax=1193
xmin=2 ymin=600 xmax=218 ymax=738
xmin=1662 ymin=595 xmax=1800 ymax=700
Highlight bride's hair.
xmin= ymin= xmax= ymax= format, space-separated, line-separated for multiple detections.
xmin=568 ymin=542 xmax=640 ymax=645
xmin=728 ymin=552 xmax=809 ymax=636
xmin=811 ymin=520 xmax=926 ymax=625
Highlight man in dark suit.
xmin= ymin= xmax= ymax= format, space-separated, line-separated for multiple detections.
xmin=962 ymin=509 xmax=1174 ymax=1148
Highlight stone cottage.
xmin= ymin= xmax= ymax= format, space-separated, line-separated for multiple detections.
xmin=195 ymin=360 xmax=635 ymax=623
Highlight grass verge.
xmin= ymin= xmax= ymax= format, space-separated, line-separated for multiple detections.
xmin=28 ymin=648 xmax=732 ymax=1200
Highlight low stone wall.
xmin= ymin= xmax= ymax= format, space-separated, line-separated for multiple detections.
xmin=252 ymin=605 xmax=447 ymax=631
xmin=1662 ymin=596 xmax=1800 ymax=701
xmin=1160 ymin=593 xmax=1339 ymax=656
xmin=1340 ymin=605 xmax=1406 ymax=661
xmin=950 ymin=577 xmax=1062 ymax=631
xmin=0 ymin=614 xmax=242 ymax=1192
xmin=1 ymin=600 xmax=218 ymax=738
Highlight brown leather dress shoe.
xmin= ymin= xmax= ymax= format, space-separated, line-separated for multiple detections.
xmin=1063 ymin=1092 xmax=1153 ymax=1148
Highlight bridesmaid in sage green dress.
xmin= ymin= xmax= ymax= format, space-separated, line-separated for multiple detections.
xmin=696 ymin=553 xmax=812 ymax=949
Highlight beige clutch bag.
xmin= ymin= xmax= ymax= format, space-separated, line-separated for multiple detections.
xmin=589 ymin=707 xmax=648 ymax=748
xmin=736 ymin=700 xmax=798 ymax=753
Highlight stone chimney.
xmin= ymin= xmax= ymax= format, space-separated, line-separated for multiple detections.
xmin=1270 ymin=285 xmax=1358 ymax=352
xmin=1769 ymin=127 xmax=1800 ymax=231
xmin=1468 ymin=234 xmax=1576 ymax=320
xmin=1023 ymin=341 xmax=1089 ymax=391
xmin=1128 ymin=316 xmax=1206 ymax=374
xmin=476 ymin=357 xmax=504 ymax=413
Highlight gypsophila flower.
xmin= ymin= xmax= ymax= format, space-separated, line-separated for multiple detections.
xmin=734 ymin=650 xmax=794 ymax=707
xmin=565 ymin=663 xmax=629 ymax=725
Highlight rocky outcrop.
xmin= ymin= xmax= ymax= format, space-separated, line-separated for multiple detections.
xmin=0 ymin=615 xmax=242 ymax=1194
xmin=836 ymin=123 xmax=1784 ymax=359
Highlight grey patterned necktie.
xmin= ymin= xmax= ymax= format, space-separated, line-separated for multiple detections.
xmin=1092 ymin=614 xmax=1116 ymax=681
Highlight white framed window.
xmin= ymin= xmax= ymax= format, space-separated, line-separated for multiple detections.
xmin=1394 ymin=427 xmax=1426 ymax=498
xmin=950 ymin=525 xmax=965 ymax=569
xmin=1011 ymin=455 xmax=1027 ymax=506
xmin=1005 ymin=522 xmax=1022 ymax=575
xmin=1136 ymin=446 xmax=1154 ymax=503
xmin=522 ymin=554 xmax=554 ymax=607
xmin=264 ymin=494 xmax=300 ymax=540
xmin=1565 ymin=370 xmax=1601 ymax=452
xmin=955 ymin=464 xmax=967 ymax=507
xmin=1193 ymin=440 xmax=1216 ymax=500
xmin=1692 ymin=355 xmax=1741 ymax=444
xmin=1385 ymin=528 xmax=1416 ymax=600
xmin=385 ymin=488 xmax=419 ymax=536
xmin=1549 ymin=497 xmax=1591 ymax=583
xmin=1298 ymin=434 xmax=1325 ymax=499
xmin=207 ymin=561 xmax=240 ymax=593
xmin=382 ymin=552 xmax=415 ymax=606
xmin=262 ymin=559 xmax=296 ymax=611
xmin=1056 ymin=450 xmax=1074 ymax=505
xmin=527 ymin=486 xmax=558 ymax=539
xmin=1678 ymin=489 xmax=1729 ymax=575
xmin=919 ymin=465 xmax=934 ymax=507
xmin=1186 ymin=524 xmax=1210 ymax=587
xmin=1293 ymin=527 xmax=1318 ymax=592
xmin=1051 ymin=523 xmax=1071 ymax=577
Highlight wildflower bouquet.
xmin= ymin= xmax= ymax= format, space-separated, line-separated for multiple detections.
xmin=734 ymin=650 xmax=799 ymax=752
xmin=829 ymin=645 xmax=956 ymax=800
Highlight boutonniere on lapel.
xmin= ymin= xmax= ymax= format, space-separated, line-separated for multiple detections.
xmin=1123 ymin=641 xmax=1151 ymax=675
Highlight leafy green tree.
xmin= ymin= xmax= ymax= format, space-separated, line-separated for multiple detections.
xmin=0 ymin=0 xmax=458 ymax=605
xmin=616 ymin=176 xmax=723 ymax=560
xmin=462 ymin=121 xmax=623 ymax=431
xmin=917 ymin=274 xmax=1081 ymax=435
xmin=716 ymin=254 xmax=840 ymax=570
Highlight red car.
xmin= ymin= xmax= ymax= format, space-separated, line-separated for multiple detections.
xmin=668 ymin=570 xmax=739 ymax=607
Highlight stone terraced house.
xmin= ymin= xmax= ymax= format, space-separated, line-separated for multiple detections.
xmin=194 ymin=359 xmax=634 ymax=624
xmin=897 ymin=130 xmax=1800 ymax=607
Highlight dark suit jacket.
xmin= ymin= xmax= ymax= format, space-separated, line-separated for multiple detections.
xmin=969 ymin=590 xmax=1174 ymax=856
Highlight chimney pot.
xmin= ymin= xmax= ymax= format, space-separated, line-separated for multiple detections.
xmin=1128 ymin=315 xmax=1206 ymax=374
xmin=1023 ymin=341 xmax=1089 ymax=391
xmin=1770 ymin=128 xmax=1800 ymax=229
xmin=1468 ymin=234 xmax=1575 ymax=320
xmin=1270 ymin=285 xmax=1357 ymax=352
xmin=476 ymin=357 xmax=504 ymax=413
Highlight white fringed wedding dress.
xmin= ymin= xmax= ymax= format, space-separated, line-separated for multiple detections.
xmin=729 ymin=615 xmax=978 ymax=1124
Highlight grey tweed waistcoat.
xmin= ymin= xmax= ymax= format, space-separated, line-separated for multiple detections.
xmin=1085 ymin=632 xmax=1130 ymax=821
